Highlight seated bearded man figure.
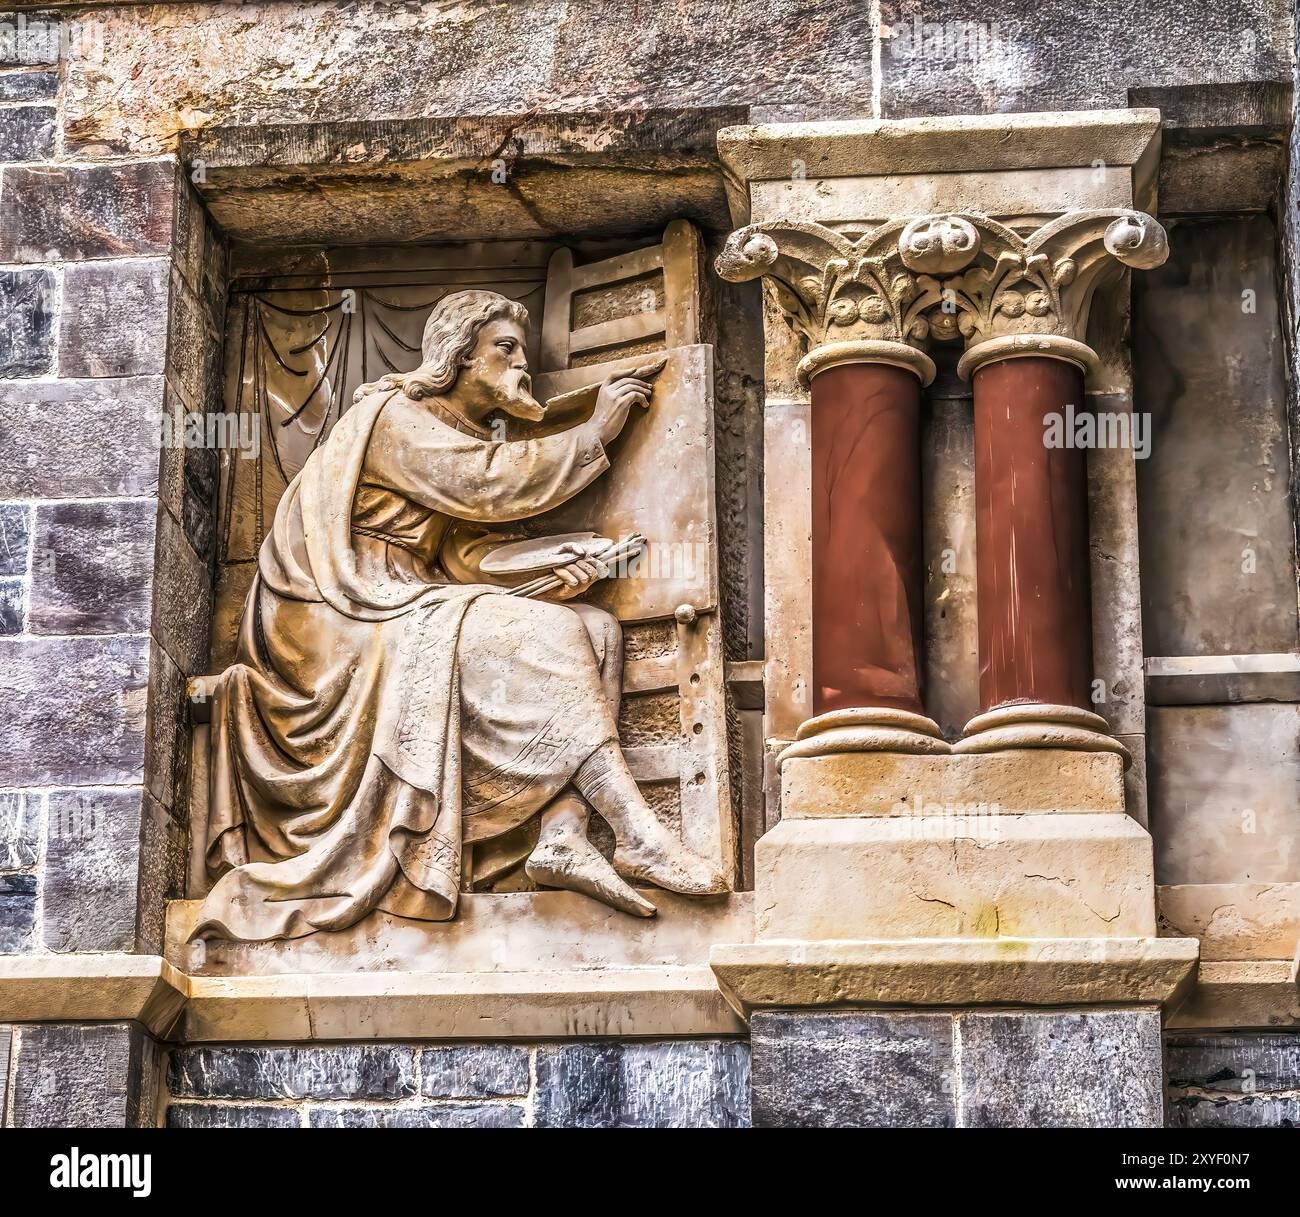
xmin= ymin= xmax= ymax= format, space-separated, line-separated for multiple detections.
xmin=194 ymin=289 xmax=725 ymax=943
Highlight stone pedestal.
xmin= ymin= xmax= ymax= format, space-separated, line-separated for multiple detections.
xmin=711 ymin=746 xmax=1198 ymax=1126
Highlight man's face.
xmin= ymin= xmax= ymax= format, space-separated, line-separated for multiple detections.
xmin=457 ymin=317 xmax=545 ymax=423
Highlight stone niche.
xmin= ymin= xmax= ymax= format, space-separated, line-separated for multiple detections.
xmin=160 ymin=110 xmax=768 ymax=1042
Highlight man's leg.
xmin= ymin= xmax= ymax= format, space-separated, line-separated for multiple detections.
xmin=525 ymin=604 xmax=657 ymax=916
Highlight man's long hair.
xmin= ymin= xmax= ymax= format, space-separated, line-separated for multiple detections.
xmin=351 ymin=289 xmax=529 ymax=404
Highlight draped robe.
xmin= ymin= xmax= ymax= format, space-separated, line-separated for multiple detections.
xmin=193 ymin=388 xmax=622 ymax=941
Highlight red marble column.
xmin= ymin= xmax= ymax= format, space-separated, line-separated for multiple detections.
xmin=810 ymin=361 xmax=925 ymax=717
xmin=971 ymin=356 xmax=1093 ymax=713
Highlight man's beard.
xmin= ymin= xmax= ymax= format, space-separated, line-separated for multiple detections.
xmin=496 ymin=375 xmax=545 ymax=422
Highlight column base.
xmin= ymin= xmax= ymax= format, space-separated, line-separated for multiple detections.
xmin=777 ymin=708 xmax=950 ymax=764
xmin=749 ymin=1004 xmax=1168 ymax=1128
xmin=955 ymin=703 xmax=1132 ymax=765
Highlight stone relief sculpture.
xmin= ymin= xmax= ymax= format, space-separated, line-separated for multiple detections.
xmin=194 ymin=289 xmax=726 ymax=942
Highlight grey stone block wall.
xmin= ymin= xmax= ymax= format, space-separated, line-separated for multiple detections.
xmin=164 ymin=1040 xmax=750 ymax=1129
xmin=2 ymin=1021 xmax=160 ymax=1128
xmin=0 ymin=10 xmax=226 ymax=962
xmin=752 ymin=1007 xmax=1165 ymax=1128
xmin=1167 ymin=1032 xmax=1300 ymax=1127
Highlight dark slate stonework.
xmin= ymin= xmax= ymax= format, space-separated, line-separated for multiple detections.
xmin=0 ymin=69 xmax=56 ymax=100
xmin=28 ymin=499 xmax=156 ymax=635
xmin=0 ymin=576 xmax=21 ymax=634
xmin=878 ymin=0 xmax=1290 ymax=119
xmin=168 ymin=1103 xmax=301 ymax=1129
xmin=42 ymin=787 xmax=144 ymax=953
xmin=169 ymin=1045 xmax=419 ymax=1102
xmin=1166 ymin=1032 xmax=1300 ymax=1127
xmin=58 ymin=258 xmax=170 ymax=378
xmin=1170 ymin=1096 xmax=1300 ymax=1128
xmin=10 ymin=1022 xmax=154 ymax=1128
xmin=0 ymin=11 xmax=63 ymax=65
xmin=958 ymin=1009 xmax=1164 ymax=1128
xmin=534 ymin=1040 xmax=750 ymax=1128
xmin=0 ymin=103 xmax=54 ymax=161
xmin=0 ymin=871 xmax=36 ymax=952
xmin=0 ymin=160 xmax=174 ymax=263
xmin=0 ymin=376 xmax=164 ymax=499
xmin=309 ymin=1103 xmax=525 ymax=1128
xmin=421 ymin=1045 xmax=530 ymax=1099
xmin=0 ymin=790 xmax=40 ymax=869
xmin=751 ymin=1010 xmax=954 ymax=1128
xmin=0 ymin=267 xmax=54 ymax=378
xmin=0 ymin=635 xmax=149 ymax=787
xmin=0 ymin=502 xmax=30 ymax=575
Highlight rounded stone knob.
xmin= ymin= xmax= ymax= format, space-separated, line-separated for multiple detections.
xmin=1104 ymin=213 xmax=1169 ymax=270
xmin=899 ymin=215 xmax=980 ymax=274
xmin=674 ymin=604 xmax=697 ymax=624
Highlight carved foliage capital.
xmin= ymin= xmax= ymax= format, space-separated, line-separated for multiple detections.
xmin=714 ymin=219 xmax=941 ymax=356
xmin=914 ymin=210 xmax=1169 ymax=353
xmin=716 ymin=210 xmax=1170 ymax=374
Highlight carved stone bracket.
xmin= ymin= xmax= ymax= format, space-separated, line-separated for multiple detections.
xmin=714 ymin=219 xmax=941 ymax=386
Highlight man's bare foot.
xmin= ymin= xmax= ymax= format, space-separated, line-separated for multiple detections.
xmin=526 ymin=832 xmax=656 ymax=918
xmin=613 ymin=834 xmax=727 ymax=897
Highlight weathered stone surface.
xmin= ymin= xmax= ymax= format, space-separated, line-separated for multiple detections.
xmin=0 ymin=790 xmax=40 ymax=869
xmin=535 ymin=1040 xmax=750 ymax=1128
xmin=63 ymin=1 xmax=877 ymax=160
xmin=150 ymin=505 xmax=211 ymax=675
xmin=0 ymin=376 xmax=164 ymax=498
xmin=1169 ymin=1096 xmax=1300 ymax=1128
xmin=0 ymin=268 xmax=54 ymax=378
xmin=0 ymin=103 xmax=54 ymax=161
xmin=1149 ymin=704 xmax=1300 ymax=885
xmin=0 ymin=1024 xmax=11 ymax=1118
xmin=309 ymin=1103 xmax=525 ymax=1128
xmin=28 ymin=500 xmax=157 ymax=634
xmin=0 ymin=871 xmax=36 ymax=952
xmin=42 ymin=787 xmax=144 ymax=953
xmin=0 ymin=576 xmax=21 ymax=634
xmin=165 ymin=272 xmax=216 ymax=412
xmin=136 ymin=790 xmax=185 ymax=953
xmin=168 ymin=1045 xmax=419 ymax=1101
xmin=0 ymin=503 xmax=30 ymax=576
xmin=0 ymin=11 xmax=63 ymax=66
xmin=58 ymin=258 xmax=170 ymax=378
xmin=752 ymin=1011 xmax=952 ymax=1128
xmin=0 ymin=69 xmax=56 ymax=101
xmin=168 ymin=1102 xmax=300 ymax=1129
xmin=421 ymin=1044 xmax=530 ymax=1099
xmin=10 ymin=1022 xmax=148 ymax=1128
xmin=958 ymin=1009 xmax=1164 ymax=1128
xmin=1166 ymin=1032 xmax=1300 ymax=1093
xmin=144 ymin=639 xmax=187 ymax=815
xmin=1135 ymin=215 xmax=1297 ymax=657
xmin=0 ymin=161 xmax=174 ymax=262
xmin=0 ymin=635 xmax=148 ymax=787
xmin=879 ymin=0 xmax=1290 ymax=119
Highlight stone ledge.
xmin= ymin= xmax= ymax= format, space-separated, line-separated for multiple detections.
xmin=710 ymin=937 xmax=1200 ymax=1019
xmin=0 ymin=954 xmax=187 ymax=1038
xmin=181 ymin=967 xmax=743 ymax=1042
xmin=0 ymin=956 xmax=743 ymax=1042
xmin=1165 ymin=960 xmax=1300 ymax=1031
